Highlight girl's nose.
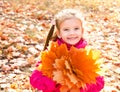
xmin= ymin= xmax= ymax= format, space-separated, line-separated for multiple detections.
xmin=69 ymin=30 xmax=75 ymax=35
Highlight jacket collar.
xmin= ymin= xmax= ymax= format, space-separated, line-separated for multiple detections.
xmin=57 ymin=38 xmax=87 ymax=50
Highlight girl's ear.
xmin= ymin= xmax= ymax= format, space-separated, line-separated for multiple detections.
xmin=82 ymin=27 xmax=84 ymax=34
xmin=81 ymin=27 xmax=84 ymax=38
xmin=56 ymin=30 xmax=61 ymax=38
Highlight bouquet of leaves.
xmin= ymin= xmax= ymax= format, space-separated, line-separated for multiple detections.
xmin=37 ymin=42 xmax=102 ymax=92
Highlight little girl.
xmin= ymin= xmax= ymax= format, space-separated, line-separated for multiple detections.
xmin=30 ymin=9 xmax=104 ymax=92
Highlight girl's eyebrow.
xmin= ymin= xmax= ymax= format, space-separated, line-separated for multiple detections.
xmin=62 ymin=26 xmax=70 ymax=29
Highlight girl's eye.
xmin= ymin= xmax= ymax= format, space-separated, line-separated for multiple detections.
xmin=63 ymin=29 xmax=69 ymax=31
xmin=74 ymin=28 xmax=79 ymax=30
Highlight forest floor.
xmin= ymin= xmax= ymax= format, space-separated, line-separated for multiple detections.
xmin=0 ymin=0 xmax=120 ymax=92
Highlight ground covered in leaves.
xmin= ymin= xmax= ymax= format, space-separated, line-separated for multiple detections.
xmin=0 ymin=0 xmax=120 ymax=92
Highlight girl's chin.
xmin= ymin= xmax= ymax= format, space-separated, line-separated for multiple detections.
xmin=67 ymin=42 xmax=78 ymax=45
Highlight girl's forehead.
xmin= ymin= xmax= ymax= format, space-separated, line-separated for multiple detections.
xmin=60 ymin=18 xmax=83 ymax=27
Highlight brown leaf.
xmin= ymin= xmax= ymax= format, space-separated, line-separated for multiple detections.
xmin=1 ymin=35 xmax=8 ymax=40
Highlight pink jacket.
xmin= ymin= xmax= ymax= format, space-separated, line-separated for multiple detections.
xmin=30 ymin=38 xmax=104 ymax=92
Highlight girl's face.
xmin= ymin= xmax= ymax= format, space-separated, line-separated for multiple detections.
xmin=57 ymin=18 xmax=83 ymax=45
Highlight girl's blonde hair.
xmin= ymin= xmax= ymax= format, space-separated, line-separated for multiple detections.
xmin=43 ymin=9 xmax=85 ymax=50
xmin=55 ymin=9 xmax=85 ymax=30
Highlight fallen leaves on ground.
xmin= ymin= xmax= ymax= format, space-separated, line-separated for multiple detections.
xmin=0 ymin=0 xmax=120 ymax=92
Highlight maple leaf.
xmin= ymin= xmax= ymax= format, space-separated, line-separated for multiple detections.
xmin=37 ymin=42 xmax=102 ymax=90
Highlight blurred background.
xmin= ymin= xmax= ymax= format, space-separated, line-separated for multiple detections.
xmin=0 ymin=0 xmax=120 ymax=92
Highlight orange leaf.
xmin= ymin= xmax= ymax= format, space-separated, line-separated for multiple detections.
xmin=38 ymin=42 xmax=102 ymax=89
